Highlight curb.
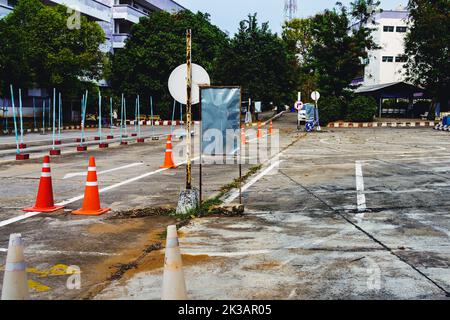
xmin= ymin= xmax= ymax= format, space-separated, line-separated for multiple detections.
xmin=328 ymin=121 xmax=437 ymax=128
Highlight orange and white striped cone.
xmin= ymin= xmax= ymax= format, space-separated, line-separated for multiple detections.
xmin=269 ymin=120 xmax=273 ymax=135
xmin=1 ymin=233 xmax=30 ymax=300
xmin=162 ymin=225 xmax=187 ymax=300
xmin=72 ymin=157 xmax=111 ymax=216
xmin=257 ymin=121 xmax=262 ymax=139
xmin=241 ymin=125 xmax=246 ymax=144
xmin=23 ymin=156 xmax=64 ymax=213
xmin=160 ymin=134 xmax=177 ymax=169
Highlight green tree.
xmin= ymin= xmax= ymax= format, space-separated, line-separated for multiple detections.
xmin=0 ymin=0 xmax=106 ymax=98
xmin=308 ymin=1 xmax=380 ymax=97
xmin=319 ymin=96 xmax=344 ymax=125
xmin=282 ymin=18 xmax=318 ymax=100
xmin=404 ymin=0 xmax=450 ymax=107
xmin=110 ymin=10 xmax=228 ymax=118
xmin=215 ymin=14 xmax=297 ymax=107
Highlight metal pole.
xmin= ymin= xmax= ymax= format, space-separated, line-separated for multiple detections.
xmin=137 ymin=94 xmax=141 ymax=138
xmin=150 ymin=96 xmax=154 ymax=135
xmin=186 ymin=29 xmax=192 ymax=190
xmin=110 ymin=96 xmax=113 ymax=137
xmin=52 ymin=88 xmax=56 ymax=149
xmin=58 ymin=92 xmax=62 ymax=141
xmin=33 ymin=97 xmax=36 ymax=130
xmin=9 ymin=85 xmax=19 ymax=154
xmin=42 ymin=99 xmax=45 ymax=134
xmin=171 ymin=99 xmax=176 ymax=134
xmin=18 ymin=89 xmax=24 ymax=145
xmin=98 ymin=91 xmax=102 ymax=142
xmin=120 ymin=93 xmax=124 ymax=140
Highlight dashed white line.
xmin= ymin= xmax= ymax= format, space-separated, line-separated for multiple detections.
xmin=355 ymin=161 xmax=367 ymax=213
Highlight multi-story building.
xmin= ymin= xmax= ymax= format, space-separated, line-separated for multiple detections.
xmin=0 ymin=0 xmax=185 ymax=51
xmin=361 ymin=5 xmax=410 ymax=86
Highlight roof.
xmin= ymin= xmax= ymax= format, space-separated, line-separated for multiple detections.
xmin=354 ymin=81 xmax=427 ymax=98
xmin=354 ymin=82 xmax=406 ymax=93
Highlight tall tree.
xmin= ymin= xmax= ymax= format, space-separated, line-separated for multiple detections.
xmin=0 ymin=0 xmax=106 ymax=98
xmin=216 ymin=14 xmax=297 ymax=106
xmin=282 ymin=18 xmax=318 ymax=100
xmin=110 ymin=10 xmax=228 ymax=117
xmin=404 ymin=0 xmax=450 ymax=106
xmin=308 ymin=1 xmax=380 ymax=96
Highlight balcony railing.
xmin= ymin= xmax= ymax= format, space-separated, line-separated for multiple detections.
xmin=50 ymin=0 xmax=111 ymax=22
xmin=113 ymin=4 xmax=147 ymax=24
xmin=112 ymin=33 xmax=129 ymax=49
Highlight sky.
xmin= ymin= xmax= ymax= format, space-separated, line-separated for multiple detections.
xmin=175 ymin=0 xmax=409 ymax=35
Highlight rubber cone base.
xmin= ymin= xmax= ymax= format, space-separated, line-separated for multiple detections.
xmin=72 ymin=207 xmax=111 ymax=216
xmin=160 ymin=164 xmax=177 ymax=169
xmin=19 ymin=143 xmax=27 ymax=149
xmin=131 ymin=133 xmax=137 ymax=137
xmin=49 ymin=149 xmax=61 ymax=156
xmin=55 ymin=140 xmax=62 ymax=145
xmin=94 ymin=137 xmax=100 ymax=141
xmin=120 ymin=141 xmax=128 ymax=145
xmin=107 ymin=135 xmax=114 ymax=140
xmin=23 ymin=205 xmax=64 ymax=213
xmin=137 ymin=138 xmax=145 ymax=143
xmin=16 ymin=154 xmax=29 ymax=160
xmin=99 ymin=143 xmax=109 ymax=148
xmin=76 ymin=138 xmax=85 ymax=143
xmin=77 ymin=146 xmax=87 ymax=152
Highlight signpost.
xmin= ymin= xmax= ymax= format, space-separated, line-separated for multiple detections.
xmin=311 ymin=91 xmax=321 ymax=131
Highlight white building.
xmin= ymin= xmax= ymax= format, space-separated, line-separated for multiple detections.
xmin=360 ymin=5 xmax=410 ymax=86
xmin=0 ymin=0 xmax=185 ymax=51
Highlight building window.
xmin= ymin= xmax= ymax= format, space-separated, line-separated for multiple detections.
xmin=382 ymin=56 xmax=394 ymax=62
xmin=395 ymin=55 xmax=408 ymax=63
xmin=396 ymin=26 xmax=408 ymax=33
xmin=383 ymin=26 xmax=394 ymax=32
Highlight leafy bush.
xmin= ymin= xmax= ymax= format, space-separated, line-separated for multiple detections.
xmin=346 ymin=96 xmax=377 ymax=122
xmin=318 ymin=96 xmax=344 ymax=126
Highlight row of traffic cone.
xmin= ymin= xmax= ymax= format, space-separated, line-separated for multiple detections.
xmin=23 ymin=156 xmax=110 ymax=216
xmin=1 ymin=225 xmax=187 ymax=300
xmin=240 ymin=120 xmax=273 ymax=145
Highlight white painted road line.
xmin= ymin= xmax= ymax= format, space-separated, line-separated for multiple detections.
xmin=0 ymin=157 xmax=199 ymax=228
xmin=63 ymin=162 xmax=144 ymax=179
xmin=0 ymin=248 xmax=119 ymax=256
xmin=223 ymin=160 xmax=283 ymax=204
xmin=355 ymin=161 xmax=367 ymax=213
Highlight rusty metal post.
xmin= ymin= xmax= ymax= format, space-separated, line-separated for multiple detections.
xmin=186 ymin=29 xmax=192 ymax=190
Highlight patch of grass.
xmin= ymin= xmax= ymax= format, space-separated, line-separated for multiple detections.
xmin=219 ymin=164 xmax=262 ymax=194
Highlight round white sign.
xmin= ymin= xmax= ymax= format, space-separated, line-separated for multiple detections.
xmin=168 ymin=63 xmax=211 ymax=105
xmin=311 ymin=91 xmax=321 ymax=102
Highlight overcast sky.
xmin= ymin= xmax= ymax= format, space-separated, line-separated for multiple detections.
xmin=175 ymin=0 xmax=408 ymax=35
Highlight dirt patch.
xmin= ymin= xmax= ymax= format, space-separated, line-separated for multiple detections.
xmin=108 ymin=206 xmax=175 ymax=220
xmin=87 ymin=219 xmax=145 ymax=234
xmin=242 ymin=261 xmax=282 ymax=271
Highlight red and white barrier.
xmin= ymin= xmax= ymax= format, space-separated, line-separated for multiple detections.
xmin=328 ymin=121 xmax=436 ymax=129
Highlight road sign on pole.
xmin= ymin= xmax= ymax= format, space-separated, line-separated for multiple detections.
xmin=311 ymin=91 xmax=320 ymax=102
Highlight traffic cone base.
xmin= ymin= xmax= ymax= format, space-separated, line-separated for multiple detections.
xmin=72 ymin=207 xmax=110 ymax=216
xmin=54 ymin=140 xmax=62 ymax=145
xmin=23 ymin=204 xmax=64 ymax=213
xmin=19 ymin=143 xmax=27 ymax=149
xmin=107 ymin=135 xmax=114 ymax=140
xmin=99 ymin=143 xmax=109 ymax=149
xmin=16 ymin=154 xmax=29 ymax=160
xmin=49 ymin=149 xmax=61 ymax=156
xmin=131 ymin=133 xmax=137 ymax=137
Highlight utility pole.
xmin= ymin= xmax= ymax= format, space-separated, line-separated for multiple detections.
xmin=186 ymin=29 xmax=192 ymax=190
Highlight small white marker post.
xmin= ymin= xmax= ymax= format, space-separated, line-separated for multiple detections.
xmin=311 ymin=91 xmax=321 ymax=131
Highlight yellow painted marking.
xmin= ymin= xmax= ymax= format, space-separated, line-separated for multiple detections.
xmin=28 ymin=279 xmax=51 ymax=292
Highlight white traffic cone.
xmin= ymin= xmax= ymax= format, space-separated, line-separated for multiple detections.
xmin=1 ymin=233 xmax=30 ymax=300
xmin=161 ymin=225 xmax=187 ymax=300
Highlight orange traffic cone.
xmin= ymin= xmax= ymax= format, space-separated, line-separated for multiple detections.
xmin=23 ymin=156 xmax=64 ymax=213
xmin=241 ymin=125 xmax=246 ymax=145
xmin=269 ymin=120 xmax=273 ymax=135
xmin=160 ymin=134 xmax=177 ymax=169
xmin=257 ymin=121 xmax=262 ymax=139
xmin=72 ymin=157 xmax=111 ymax=216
